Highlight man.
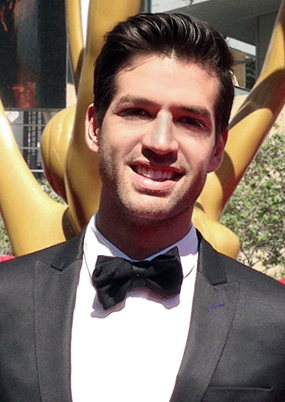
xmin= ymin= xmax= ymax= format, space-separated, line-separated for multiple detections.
xmin=1 ymin=13 xmax=285 ymax=402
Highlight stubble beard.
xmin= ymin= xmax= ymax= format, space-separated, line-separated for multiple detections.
xmin=99 ymin=154 xmax=205 ymax=229
xmin=98 ymin=132 xmax=209 ymax=228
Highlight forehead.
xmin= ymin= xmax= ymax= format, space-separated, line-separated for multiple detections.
xmin=113 ymin=55 xmax=220 ymax=110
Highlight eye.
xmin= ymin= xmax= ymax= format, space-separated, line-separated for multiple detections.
xmin=177 ymin=116 xmax=206 ymax=130
xmin=119 ymin=108 xmax=152 ymax=120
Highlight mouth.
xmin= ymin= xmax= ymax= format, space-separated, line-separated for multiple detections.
xmin=132 ymin=165 xmax=181 ymax=182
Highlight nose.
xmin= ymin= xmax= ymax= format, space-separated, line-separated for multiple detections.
xmin=142 ymin=110 xmax=178 ymax=155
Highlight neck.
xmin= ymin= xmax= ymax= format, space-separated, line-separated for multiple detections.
xmin=96 ymin=206 xmax=193 ymax=260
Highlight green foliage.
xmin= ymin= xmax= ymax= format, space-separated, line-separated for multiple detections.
xmin=221 ymin=126 xmax=285 ymax=277
xmin=0 ymin=216 xmax=12 ymax=256
xmin=38 ymin=178 xmax=65 ymax=205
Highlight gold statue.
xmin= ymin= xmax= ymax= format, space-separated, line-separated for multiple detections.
xmin=1 ymin=0 xmax=285 ymax=258
xmin=196 ymin=0 xmax=285 ymax=255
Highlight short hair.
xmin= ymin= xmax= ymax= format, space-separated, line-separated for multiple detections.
xmin=94 ymin=13 xmax=234 ymax=137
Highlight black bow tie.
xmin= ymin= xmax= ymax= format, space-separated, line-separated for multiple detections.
xmin=92 ymin=247 xmax=183 ymax=310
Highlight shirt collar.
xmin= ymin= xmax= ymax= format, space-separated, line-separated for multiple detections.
xmin=84 ymin=213 xmax=198 ymax=279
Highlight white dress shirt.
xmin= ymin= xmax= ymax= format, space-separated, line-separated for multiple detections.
xmin=71 ymin=215 xmax=198 ymax=402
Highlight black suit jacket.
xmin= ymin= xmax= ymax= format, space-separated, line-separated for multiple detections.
xmin=1 ymin=231 xmax=285 ymax=402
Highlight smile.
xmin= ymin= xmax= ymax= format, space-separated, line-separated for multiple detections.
xmin=132 ymin=165 xmax=180 ymax=181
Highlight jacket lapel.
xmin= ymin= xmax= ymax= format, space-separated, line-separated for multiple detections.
xmin=33 ymin=230 xmax=239 ymax=401
xmin=33 ymin=232 xmax=85 ymax=402
xmin=171 ymin=236 xmax=240 ymax=402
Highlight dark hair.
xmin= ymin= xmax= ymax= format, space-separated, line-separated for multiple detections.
xmin=94 ymin=13 xmax=234 ymax=136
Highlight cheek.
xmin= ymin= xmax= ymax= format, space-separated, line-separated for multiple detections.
xmin=101 ymin=124 xmax=140 ymax=154
xmin=182 ymin=140 xmax=207 ymax=161
xmin=182 ymin=143 xmax=215 ymax=174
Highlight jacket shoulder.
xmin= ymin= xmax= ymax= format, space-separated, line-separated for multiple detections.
xmin=199 ymin=234 xmax=285 ymax=300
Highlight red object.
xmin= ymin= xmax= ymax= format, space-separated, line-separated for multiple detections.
xmin=0 ymin=255 xmax=15 ymax=263
xmin=279 ymin=278 xmax=285 ymax=285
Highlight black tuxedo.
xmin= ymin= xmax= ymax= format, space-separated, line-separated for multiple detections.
xmin=1 ymin=231 xmax=285 ymax=401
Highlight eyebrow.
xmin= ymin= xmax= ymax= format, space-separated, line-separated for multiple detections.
xmin=180 ymin=106 xmax=212 ymax=120
xmin=116 ymin=96 xmax=211 ymax=113
xmin=114 ymin=95 xmax=153 ymax=106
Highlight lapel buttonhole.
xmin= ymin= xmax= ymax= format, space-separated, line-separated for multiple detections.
xmin=208 ymin=302 xmax=225 ymax=311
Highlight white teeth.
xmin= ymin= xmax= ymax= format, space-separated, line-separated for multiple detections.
xmin=162 ymin=171 xmax=172 ymax=180
xmin=136 ymin=166 xmax=173 ymax=181
xmin=154 ymin=170 xmax=162 ymax=180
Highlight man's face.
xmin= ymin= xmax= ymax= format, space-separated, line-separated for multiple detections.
xmin=86 ymin=55 xmax=226 ymax=224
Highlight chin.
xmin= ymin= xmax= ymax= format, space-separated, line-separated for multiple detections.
xmin=122 ymin=203 xmax=167 ymax=222
xmin=117 ymin=189 xmax=193 ymax=223
xmin=122 ymin=201 xmax=184 ymax=224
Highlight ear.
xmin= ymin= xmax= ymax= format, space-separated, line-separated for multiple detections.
xmin=207 ymin=128 xmax=228 ymax=173
xmin=85 ymin=103 xmax=100 ymax=153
